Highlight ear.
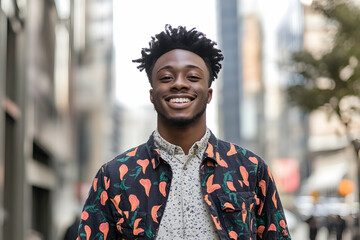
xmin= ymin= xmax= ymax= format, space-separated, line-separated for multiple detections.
xmin=150 ymin=89 xmax=154 ymax=103
xmin=207 ymin=88 xmax=213 ymax=104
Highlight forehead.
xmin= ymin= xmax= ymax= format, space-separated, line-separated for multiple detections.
xmin=152 ymin=49 xmax=208 ymax=73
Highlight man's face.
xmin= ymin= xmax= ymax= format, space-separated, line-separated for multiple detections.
xmin=150 ymin=49 xmax=212 ymax=127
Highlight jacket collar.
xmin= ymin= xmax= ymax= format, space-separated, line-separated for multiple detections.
xmin=145 ymin=130 xmax=220 ymax=169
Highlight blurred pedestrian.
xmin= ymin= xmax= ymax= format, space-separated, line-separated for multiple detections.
xmin=335 ymin=215 xmax=346 ymax=240
xmin=306 ymin=215 xmax=318 ymax=240
xmin=352 ymin=214 xmax=360 ymax=240
xmin=77 ymin=24 xmax=291 ymax=240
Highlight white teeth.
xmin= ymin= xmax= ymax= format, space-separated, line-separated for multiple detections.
xmin=169 ymin=98 xmax=191 ymax=103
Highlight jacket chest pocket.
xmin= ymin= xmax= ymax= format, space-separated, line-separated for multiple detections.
xmin=117 ymin=211 xmax=148 ymax=239
xmin=218 ymin=191 xmax=257 ymax=239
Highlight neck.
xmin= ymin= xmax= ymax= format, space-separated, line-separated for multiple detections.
xmin=157 ymin=116 xmax=207 ymax=155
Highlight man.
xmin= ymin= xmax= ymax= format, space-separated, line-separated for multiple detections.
xmin=77 ymin=25 xmax=291 ymax=239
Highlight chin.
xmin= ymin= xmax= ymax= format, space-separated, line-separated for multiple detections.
xmin=159 ymin=110 xmax=206 ymax=127
xmin=162 ymin=116 xmax=195 ymax=127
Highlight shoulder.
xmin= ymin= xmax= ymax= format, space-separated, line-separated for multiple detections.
xmin=215 ymin=138 xmax=268 ymax=168
xmin=102 ymin=142 xmax=150 ymax=175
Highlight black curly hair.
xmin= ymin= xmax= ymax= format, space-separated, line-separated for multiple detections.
xmin=133 ymin=24 xmax=224 ymax=86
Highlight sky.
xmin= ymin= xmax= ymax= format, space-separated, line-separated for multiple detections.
xmin=113 ymin=0 xmax=219 ymax=131
xmin=113 ymin=0 xmax=218 ymax=107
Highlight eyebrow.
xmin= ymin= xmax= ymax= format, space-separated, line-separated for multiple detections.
xmin=156 ymin=65 xmax=204 ymax=74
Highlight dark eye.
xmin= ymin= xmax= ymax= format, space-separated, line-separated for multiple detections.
xmin=159 ymin=76 xmax=173 ymax=81
xmin=188 ymin=75 xmax=201 ymax=81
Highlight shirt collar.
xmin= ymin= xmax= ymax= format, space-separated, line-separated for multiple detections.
xmin=146 ymin=129 xmax=219 ymax=169
xmin=153 ymin=128 xmax=211 ymax=156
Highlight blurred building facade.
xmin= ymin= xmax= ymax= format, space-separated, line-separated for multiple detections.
xmin=217 ymin=0 xmax=360 ymax=219
xmin=217 ymin=0 xmax=242 ymax=145
xmin=216 ymin=0 xmax=360 ymax=222
xmin=0 ymin=0 xmax=117 ymax=239
xmin=71 ymin=0 xmax=117 ymax=183
xmin=0 ymin=0 xmax=76 ymax=239
xmin=216 ymin=0 xmax=306 ymax=209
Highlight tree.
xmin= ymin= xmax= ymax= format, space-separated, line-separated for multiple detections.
xmin=288 ymin=0 xmax=360 ymax=147
xmin=288 ymin=1 xmax=360 ymax=226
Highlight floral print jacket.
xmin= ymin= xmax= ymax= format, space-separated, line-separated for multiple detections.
xmin=77 ymin=132 xmax=291 ymax=240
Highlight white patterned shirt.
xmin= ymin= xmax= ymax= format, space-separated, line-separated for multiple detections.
xmin=153 ymin=129 xmax=220 ymax=240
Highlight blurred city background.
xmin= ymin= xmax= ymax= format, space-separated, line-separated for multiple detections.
xmin=0 ymin=0 xmax=360 ymax=239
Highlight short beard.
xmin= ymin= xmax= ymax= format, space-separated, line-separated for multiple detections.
xmin=155 ymin=106 xmax=206 ymax=127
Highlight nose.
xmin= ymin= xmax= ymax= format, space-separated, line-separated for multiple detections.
xmin=171 ymin=75 xmax=189 ymax=90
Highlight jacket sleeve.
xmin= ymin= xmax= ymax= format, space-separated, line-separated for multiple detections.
xmin=255 ymin=160 xmax=291 ymax=239
xmin=77 ymin=164 xmax=120 ymax=240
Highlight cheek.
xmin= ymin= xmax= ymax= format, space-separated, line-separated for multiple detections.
xmin=150 ymin=89 xmax=162 ymax=104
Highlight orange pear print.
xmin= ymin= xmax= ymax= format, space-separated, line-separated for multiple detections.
xmin=151 ymin=205 xmax=162 ymax=223
xmin=227 ymin=143 xmax=237 ymax=156
xmin=137 ymin=159 xmax=149 ymax=174
xmin=100 ymin=190 xmax=108 ymax=206
xmin=99 ymin=222 xmax=109 ymax=240
xmin=126 ymin=147 xmax=137 ymax=157
xmin=133 ymin=218 xmax=144 ymax=235
xmin=84 ymin=225 xmax=91 ymax=240
xmin=240 ymin=166 xmax=249 ymax=186
xmin=119 ymin=164 xmax=128 ymax=181
xmin=206 ymin=175 xmax=221 ymax=193
xmin=129 ymin=194 xmax=139 ymax=211
xmin=216 ymin=152 xmax=228 ymax=168
xmin=229 ymin=230 xmax=238 ymax=240
xmin=159 ymin=181 xmax=167 ymax=197
xmin=93 ymin=178 xmax=98 ymax=192
xmin=259 ymin=180 xmax=266 ymax=196
xmin=104 ymin=176 xmax=110 ymax=190
xmin=206 ymin=143 xmax=214 ymax=157
xmin=139 ymin=178 xmax=151 ymax=197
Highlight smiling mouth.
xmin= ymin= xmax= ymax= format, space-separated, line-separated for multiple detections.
xmin=168 ymin=98 xmax=191 ymax=103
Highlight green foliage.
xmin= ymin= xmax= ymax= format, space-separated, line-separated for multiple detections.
xmin=288 ymin=0 xmax=360 ymax=128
